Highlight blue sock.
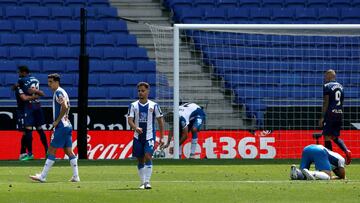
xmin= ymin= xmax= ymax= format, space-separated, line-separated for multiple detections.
xmin=25 ymin=129 xmax=33 ymax=156
xmin=192 ymin=131 xmax=198 ymax=139
xmin=145 ymin=160 xmax=152 ymax=166
xmin=47 ymin=154 xmax=56 ymax=161
xmin=333 ymin=138 xmax=348 ymax=152
xmin=324 ymin=140 xmax=332 ymax=151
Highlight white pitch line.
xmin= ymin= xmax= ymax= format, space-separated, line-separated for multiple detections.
xmin=84 ymin=180 xmax=360 ymax=184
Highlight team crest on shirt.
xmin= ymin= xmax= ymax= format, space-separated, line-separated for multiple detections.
xmin=149 ymin=108 xmax=154 ymax=113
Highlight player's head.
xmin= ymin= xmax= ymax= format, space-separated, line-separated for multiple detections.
xmin=48 ymin=73 xmax=61 ymax=91
xmin=137 ymin=82 xmax=150 ymax=101
xmin=325 ymin=69 xmax=336 ymax=82
xmin=17 ymin=66 xmax=30 ymax=77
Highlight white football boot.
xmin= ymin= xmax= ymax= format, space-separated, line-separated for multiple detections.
xmin=29 ymin=173 xmax=46 ymax=183
xmin=301 ymin=169 xmax=315 ymax=180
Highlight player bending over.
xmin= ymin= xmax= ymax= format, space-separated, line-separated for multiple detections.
xmin=30 ymin=73 xmax=79 ymax=183
xmin=290 ymin=144 xmax=345 ymax=180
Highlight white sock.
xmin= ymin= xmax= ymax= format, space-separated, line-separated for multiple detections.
xmin=310 ymin=171 xmax=330 ymax=180
xmin=70 ymin=158 xmax=79 ymax=178
xmin=41 ymin=159 xmax=55 ymax=179
xmin=190 ymin=138 xmax=198 ymax=155
xmin=138 ymin=164 xmax=145 ymax=184
xmin=144 ymin=161 xmax=153 ymax=183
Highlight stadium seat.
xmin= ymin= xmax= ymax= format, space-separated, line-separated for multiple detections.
xmin=193 ymin=0 xmax=216 ymax=9
xmin=88 ymin=74 xmax=98 ymax=86
xmin=65 ymin=0 xmax=87 ymax=7
xmin=329 ymin=0 xmax=352 ymax=8
xmin=14 ymin=20 xmax=36 ymax=33
xmin=65 ymin=60 xmax=78 ymax=72
xmin=42 ymin=0 xmax=64 ymax=7
xmin=0 ymin=34 xmax=22 ymax=46
xmin=87 ymin=21 xmax=106 ymax=33
xmin=307 ymin=0 xmax=329 ymax=8
xmin=51 ymin=7 xmax=73 ymax=20
xmin=318 ymin=8 xmax=340 ymax=23
xmin=239 ymin=0 xmax=261 ymax=8
xmin=0 ymin=1 xmax=18 ymax=6
xmin=57 ymin=47 xmax=79 ymax=60
xmin=60 ymin=20 xmax=80 ymax=33
xmin=69 ymin=34 xmax=91 ymax=46
xmin=4 ymin=74 xmax=18 ymax=85
xmin=20 ymin=0 xmax=42 ymax=6
xmin=178 ymin=8 xmax=203 ymax=23
xmin=103 ymin=48 xmax=126 ymax=60
xmin=0 ymin=61 xmax=17 ymax=73
xmin=0 ymin=87 xmax=11 ymax=98
xmin=18 ymin=60 xmax=41 ymax=72
xmin=341 ymin=8 xmax=360 ymax=23
xmin=204 ymin=8 xmax=227 ymax=23
xmin=136 ymin=61 xmax=156 ymax=73
xmin=5 ymin=7 xmax=27 ymax=20
xmin=284 ymin=0 xmax=306 ymax=8
xmin=272 ymin=8 xmax=295 ymax=23
xmin=126 ymin=48 xmax=148 ymax=60
xmin=23 ymin=34 xmax=46 ymax=46
xmin=66 ymin=87 xmax=78 ymax=98
xmin=0 ymin=47 xmax=8 ymax=60
xmin=88 ymin=0 xmax=110 ymax=7
xmin=168 ymin=0 xmax=193 ymax=11
xmin=0 ymin=21 xmax=13 ymax=33
xmin=262 ymin=0 xmax=283 ymax=8
xmin=97 ymin=7 xmax=118 ymax=20
xmin=98 ymin=74 xmax=123 ymax=86
xmin=73 ymin=7 xmax=96 ymax=20
xmin=37 ymin=20 xmax=59 ymax=33
xmin=146 ymin=73 xmax=156 ymax=86
xmin=42 ymin=60 xmax=66 ymax=73
xmin=106 ymin=21 xmax=128 ymax=34
xmin=10 ymin=47 xmax=31 ymax=60
xmin=28 ymin=7 xmax=50 ymax=20
xmin=113 ymin=60 xmax=135 ymax=73
xmin=108 ymin=87 xmax=133 ymax=99
xmin=116 ymin=34 xmax=138 ymax=47
xmin=88 ymin=47 xmax=104 ymax=59
xmin=216 ymin=0 xmax=238 ymax=9
xmin=227 ymin=8 xmax=249 ymax=23
xmin=353 ymin=0 xmax=360 ymax=7
xmin=123 ymin=74 xmax=146 ymax=86
xmin=89 ymin=87 xmax=108 ymax=99
xmin=33 ymin=47 xmax=56 ymax=59
xmin=346 ymin=87 xmax=359 ymax=98
xmin=89 ymin=60 xmax=113 ymax=73
xmin=93 ymin=34 xmax=115 ymax=47
xmin=295 ymin=8 xmax=318 ymax=23
xmin=47 ymin=34 xmax=68 ymax=46
xmin=61 ymin=74 xmax=77 ymax=86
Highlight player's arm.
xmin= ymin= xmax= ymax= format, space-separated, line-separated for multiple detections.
xmin=157 ymin=117 xmax=165 ymax=147
xmin=319 ymin=95 xmax=329 ymax=127
xmin=53 ymin=96 xmax=69 ymax=128
xmin=28 ymin=88 xmax=45 ymax=96
xmin=332 ymin=167 xmax=346 ymax=179
xmin=179 ymin=126 xmax=188 ymax=145
xmin=18 ymin=87 xmax=39 ymax=101
xmin=128 ymin=116 xmax=143 ymax=134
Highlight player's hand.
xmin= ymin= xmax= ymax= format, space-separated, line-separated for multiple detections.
xmin=52 ymin=121 xmax=59 ymax=129
xmin=169 ymin=147 xmax=174 ymax=154
xmin=135 ymin=127 xmax=143 ymax=134
xmin=319 ymin=118 xmax=324 ymax=128
xmin=158 ymin=137 xmax=165 ymax=149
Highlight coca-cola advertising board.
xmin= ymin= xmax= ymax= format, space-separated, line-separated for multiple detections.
xmin=0 ymin=130 xmax=359 ymax=160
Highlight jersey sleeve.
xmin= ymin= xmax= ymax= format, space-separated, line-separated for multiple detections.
xmin=127 ymin=104 xmax=135 ymax=118
xmin=55 ymin=90 xmax=65 ymax=104
xmin=323 ymin=84 xmax=330 ymax=96
xmin=154 ymin=104 xmax=163 ymax=118
xmin=16 ymin=86 xmax=24 ymax=95
xmin=180 ymin=116 xmax=188 ymax=129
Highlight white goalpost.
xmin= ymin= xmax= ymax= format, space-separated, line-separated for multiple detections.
xmin=149 ymin=24 xmax=360 ymax=159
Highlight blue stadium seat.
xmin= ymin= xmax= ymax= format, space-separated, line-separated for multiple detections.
xmin=37 ymin=20 xmax=59 ymax=33
xmin=126 ymin=47 xmax=148 ymax=60
xmin=89 ymin=60 xmax=113 ymax=73
xmin=193 ymin=0 xmax=216 ymax=9
xmin=0 ymin=1 xmax=18 ymax=7
xmin=47 ymin=34 xmax=68 ymax=46
xmin=57 ymin=47 xmax=79 ymax=60
xmin=330 ymin=0 xmax=352 ymax=8
xmin=108 ymin=87 xmax=133 ymax=99
xmin=0 ymin=87 xmax=11 ymax=99
xmin=18 ymin=60 xmax=41 ymax=72
xmin=51 ymin=7 xmax=73 ymax=20
xmin=87 ymin=21 xmax=106 ymax=33
xmin=69 ymin=34 xmax=91 ymax=46
xmin=272 ymin=8 xmax=295 ymax=23
xmin=88 ymin=74 xmax=98 ymax=86
xmin=113 ymin=60 xmax=135 ymax=73
xmin=239 ymin=0 xmax=261 ymax=8
xmin=0 ymin=61 xmax=17 ymax=73
xmin=107 ymin=21 xmax=128 ymax=34
xmin=302 ymin=73 xmax=323 ymax=85
xmin=307 ymin=0 xmax=329 ymax=8
xmin=65 ymin=0 xmax=87 ymax=7
xmin=249 ymin=8 xmax=272 ymax=23
xmin=89 ymin=87 xmax=108 ymax=99
xmin=42 ymin=60 xmax=66 ymax=73
xmin=23 ymin=34 xmax=46 ymax=46
xmin=14 ymin=20 xmax=36 ymax=33
xmin=4 ymin=74 xmax=18 ymax=85
xmin=97 ymin=7 xmax=118 ymax=20
xmin=216 ymin=0 xmax=238 ymax=9
xmin=10 ymin=47 xmax=31 ymax=59
xmin=0 ymin=34 xmax=22 ymax=46
xmin=88 ymin=47 xmax=104 ymax=59
xmin=204 ymin=8 xmax=227 ymax=23
xmin=28 ymin=7 xmax=50 ymax=20
xmin=284 ymin=0 xmax=306 ymax=8
xmin=178 ymin=8 xmax=203 ymax=23
xmin=5 ymin=7 xmax=27 ymax=20
xmin=262 ymin=0 xmax=283 ymax=8
xmin=227 ymin=8 xmax=249 ymax=23
xmin=60 ymin=20 xmax=80 ymax=33
xmin=42 ymin=0 xmax=64 ymax=7
xmin=341 ymin=8 xmax=360 ymax=23
xmin=103 ymin=48 xmax=125 ymax=60
xmin=123 ymin=74 xmax=146 ymax=86
xmin=233 ymin=87 xmax=265 ymax=100
xmin=73 ymin=7 xmax=96 ymax=20
xmin=146 ymin=73 xmax=156 ymax=86
xmin=0 ymin=47 xmax=9 ymax=59
xmin=346 ymin=87 xmax=359 ymax=98
xmin=88 ymin=0 xmax=110 ymax=7
xmin=99 ymin=74 xmax=123 ymax=86
xmin=353 ymin=0 xmax=360 ymax=7
xmin=33 ymin=47 xmax=56 ymax=59
xmin=20 ymin=0 xmax=41 ymax=6
xmin=279 ymin=73 xmax=302 ymax=85
xmin=65 ymin=60 xmax=78 ymax=72
xmin=318 ymin=8 xmax=340 ymax=23
xmin=168 ymin=0 xmax=193 ymax=11
xmin=295 ymin=8 xmax=318 ymax=23
xmin=349 ymin=73 xmax=360 ymax=85
xmin=61 ymin=74 xmax=77 ymax=86
xmin=136 ymin=61 xmax=156 ymax=73
xmin=93 ymin=34 xmax=115 ymax=47
xmin=0 ymin=21 xmax=13 ymax=33
xmin=66 ymin=87 xmax=78 ymax=98
xmin=116 ymin=34 xmax=138 ymax=47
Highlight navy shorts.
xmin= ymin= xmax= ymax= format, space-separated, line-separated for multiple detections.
xmin=300 ymin=145 xmax=331 ymax=171
xmin=50 ymin=126 xmax=73 ymax=148
xmin=132 ymin=137 xmax=155 ymax=158
xmin=24 ymin=103 xmax=45 ymax=127
xmin=322 ymin=119 xmax=341 ymax=137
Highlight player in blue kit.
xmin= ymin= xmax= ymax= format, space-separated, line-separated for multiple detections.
xmin=319 ymin=69 xmax=351 ymax=165
xmin=14 ymin=66 xmax=48 ymax=161
xmin=290 ymin=144 xmax=346 ymax=180
xmin=128 ymin=82 xmax=165 ymax=190
xmin=163 ymin=102 xmax=206 ymax=158
xmin=30 ymin=73 xmax=79 ymax=182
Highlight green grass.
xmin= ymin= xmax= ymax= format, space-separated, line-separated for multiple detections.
xmin=1 ymin=159 xmax=360 ymax=203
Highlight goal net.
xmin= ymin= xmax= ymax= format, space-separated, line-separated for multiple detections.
xmin=148 ymin=24 xmax=360 ymax=159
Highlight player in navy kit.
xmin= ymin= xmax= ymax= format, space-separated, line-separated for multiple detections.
xmin=128 ymin=82 xmax=165 ymax=189
xmin=319 ymin=69 xmax=351 ymax=165
xmin=14 ymin=66 xmax=48 ymax=160
xmin=290 ymin=144 xmax=346 ymax=180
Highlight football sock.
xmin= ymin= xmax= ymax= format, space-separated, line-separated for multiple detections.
xmin=310 ymin=171 xmax=330 ymax=180
xmin=20 ymin=133 xmax=27 ymax=154
xmin=69 ymin=156 xmax=79 ymax=178
xmin=144 ymin=160 xmax=152 ymax=183
xmin=296 ymin=168 xmax=305 ymax=180
xmin=37 ymin=129 xmax=48 ymax=154
xmin=324 ymin=140 xmax=332 ymax=151
xmin=41 ymin=154 xmax=55 ymax=179
xmin=137 ymin=163 xmax=145 ymax=184
xmin=333 ymin=138 xmax=348 ymax=153
xmin=190 ymin=138 xmax=198 ymax=156
xmin=25 ymin=129 xmax=33 ymax=156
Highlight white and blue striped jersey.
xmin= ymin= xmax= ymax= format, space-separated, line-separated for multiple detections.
xmin=318 ymin=145 xmax=345 ymax=169
xmin=179 ymin=103 xmax=205 ymax=129
xmin=53 ymin=87 xmax=71 ymax=128
xmin=128 ymin=100 xmax=163 ymax=140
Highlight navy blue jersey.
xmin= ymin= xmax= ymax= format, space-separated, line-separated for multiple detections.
xmin=15 ymin=80 xmax=25 ymax=110
xmin=18 ymin=75 xmax=40 ymax=104
xmin=323 ymin=81 xmax=343 ymax=121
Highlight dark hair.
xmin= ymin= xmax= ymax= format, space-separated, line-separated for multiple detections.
xmin=18 ymin=66 xmax=30 ymax=74
xmin=48 ymin=73 xmax=61 ymax=82
xmin=137 ymin=82 xmax=150 ymax=89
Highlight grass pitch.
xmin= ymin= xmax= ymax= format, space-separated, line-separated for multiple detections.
xmin=0 ymin=159 xmax=359 ymax=203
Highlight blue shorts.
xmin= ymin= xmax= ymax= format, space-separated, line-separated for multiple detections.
xmin=322 ymin=119 xmax=341 ymax=137
xmin=132 ymin=137 xmax=155 ymax=158
xmin=16 ymin=109 xmax=25 ymax=131
xmin=300 ymin=145 xmax=331 ymax=171
xmin=188 ymin=116 xmax=205 ymax=131
xmin=50 ymin=126 xmax=73 ymax=148
xmin=24 ymin=103 xmax=45 ymax=127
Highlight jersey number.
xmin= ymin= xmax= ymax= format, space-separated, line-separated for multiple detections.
xmin=335 ymin=90 xmax=341 ymax=106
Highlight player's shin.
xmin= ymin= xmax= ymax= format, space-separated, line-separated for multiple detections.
xmin=190 ymin=138 xmax=198 ymax=157
xmin=333 ymin=138 xmax=348 ymax=153
xmin=144 ymin=160 xmax=153 ymax=183
xmin=324 ymin=140 xmax=333 ymax=151
xmin=25 ymin=129 xmax=33 ymax=155
xmin=137 ymin=163 xmax=145 ymax=184
xmin=69 ymin=155 xmax=79 ymax=178
xmin=40 ymin=154 xmax=55 ymax=179
xmin=310 ymin=171 xmax=330 ymax=180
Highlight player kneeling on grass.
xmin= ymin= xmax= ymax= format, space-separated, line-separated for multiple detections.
xmin=290 ymin=144 xmax=345 ymax=180
xmin=30 ymin=73 xmax=79 ymax=183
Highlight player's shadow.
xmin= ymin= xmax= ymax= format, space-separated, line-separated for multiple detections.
xmin=108 ymin=188 xmax=139 ymax=191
